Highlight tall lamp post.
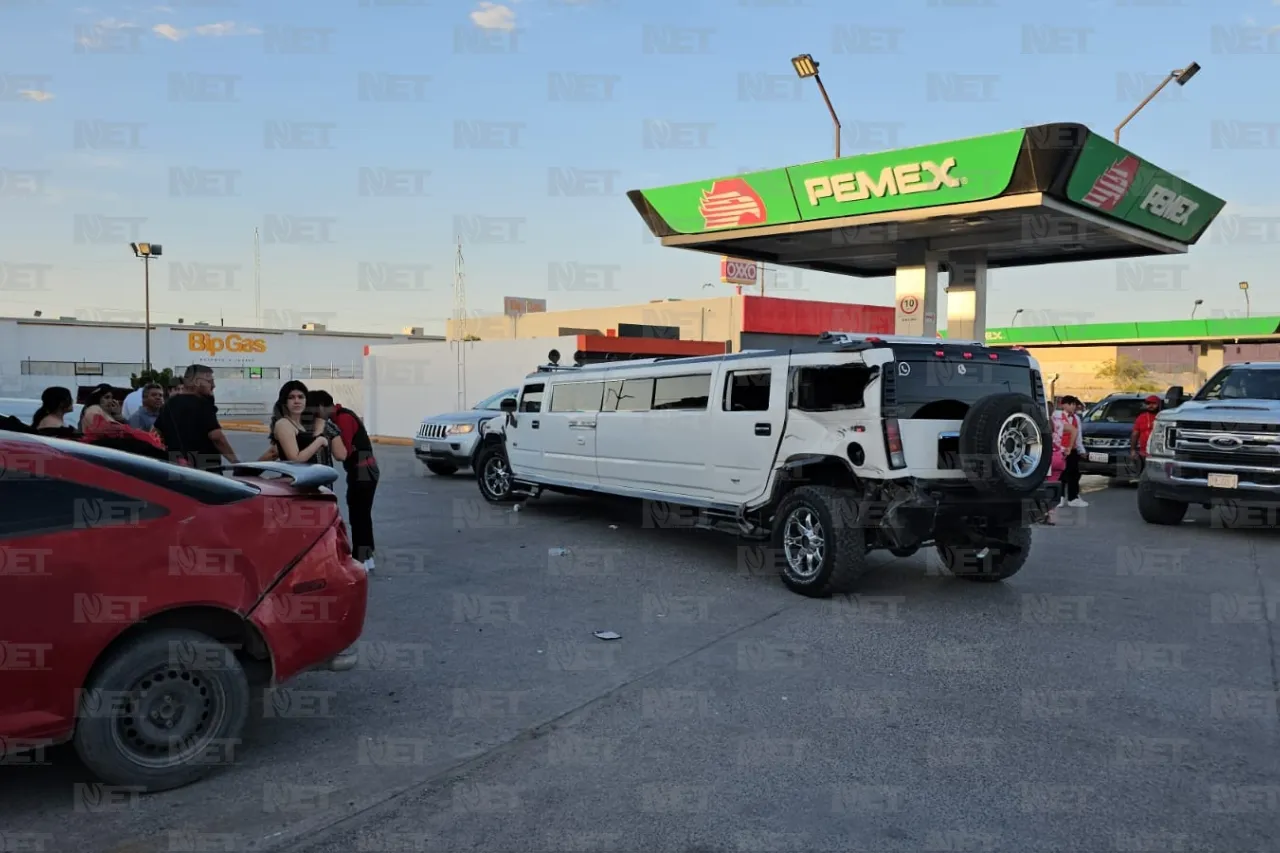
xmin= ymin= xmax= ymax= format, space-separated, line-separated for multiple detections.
xmin=791 ymin=54 xmax=842 ymax=158
xmin=1239 ymin=281 xmax=1251 ymax=318
xmin=1191 ymin=298 xmax=1204 ymax=320
xmin=1114 ymin=62 xmax=1200 ymax=144
xmin=1011 ymin=308 xmax=1024 ymax=326
xmin=130 ymin=242 xmax=163 ymax=372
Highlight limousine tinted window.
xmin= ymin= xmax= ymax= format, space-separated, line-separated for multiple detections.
xmin=519 ymin=383 xmax=544 ymax=413
xmin=652 ymin=374 xmax=711 ymax=411
xmin=603 ymin=379 xmax=653 ymax=412
xmin=550 ymin=381 xmax=604 ymax=413
xmin=724 ymin=370 xmax=770 ymax=411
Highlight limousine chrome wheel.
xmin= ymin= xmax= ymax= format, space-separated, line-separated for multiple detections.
xmin=997 ymin=412 xmax=1043 ymax=479
xmin=771 ymin=485 xmax=870 ymax=598
xmin=476 ymin=445 xmax=516 ymax=503
xmin=782 ymin=507 xmax=825 ymax=580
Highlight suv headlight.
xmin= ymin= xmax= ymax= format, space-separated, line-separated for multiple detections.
xmin=1147 ymin=422 xmax=1171 ymax=457
xmin=447 ymin=423 xmax=474 ymax=435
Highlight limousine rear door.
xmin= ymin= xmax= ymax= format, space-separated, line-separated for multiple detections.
xmin=539 ymin=379 xmax=602 ymax=487
xmin=711 ymin=358 xmax=786 ymax=503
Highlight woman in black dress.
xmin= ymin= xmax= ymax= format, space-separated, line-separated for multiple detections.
xmin=270 ymin=380 xmax=332 ymax=464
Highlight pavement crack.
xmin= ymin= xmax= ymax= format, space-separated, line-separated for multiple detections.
xmin=1248 ymin=536 xmax=1280 ymax=726
xmin=269 ymin=601 xmax=796 ymax=853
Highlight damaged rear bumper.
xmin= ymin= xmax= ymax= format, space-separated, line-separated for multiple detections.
xmin=875 ymin=479 xmax=1061 ymax=552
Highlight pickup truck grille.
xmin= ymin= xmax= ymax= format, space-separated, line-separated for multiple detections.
xmin=1172 ymin=425 xmax=1280 ymax=467
xmin=417 ymin=423 xmax=450 ymax=440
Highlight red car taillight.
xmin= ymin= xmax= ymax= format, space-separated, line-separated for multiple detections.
xmin=883 ymin=417 xmax=907 ymax=469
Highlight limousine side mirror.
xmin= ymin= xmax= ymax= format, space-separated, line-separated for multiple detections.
xmin=1164 ymin=386 xmax=1185 ymax=409
xmin=500 ymin=398 xmax=518 ymax=413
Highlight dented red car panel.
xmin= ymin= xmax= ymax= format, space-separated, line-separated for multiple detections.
xmin=0 ymin=433 xmax=368 ymax=749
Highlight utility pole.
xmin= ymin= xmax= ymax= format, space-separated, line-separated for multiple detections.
xmin=253 ymin=227 xmax=261 ymax=327
xmin=453 ymin=237 xmax=467 ymax=410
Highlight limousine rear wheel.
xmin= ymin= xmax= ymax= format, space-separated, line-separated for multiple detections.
xmin=476 ymin=445 xmax=516 ymax=503
xmin=771 ymin=486 xmax=869 ymax=598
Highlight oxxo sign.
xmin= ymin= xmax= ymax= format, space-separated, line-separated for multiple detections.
xmin=188 ymin=332 xmax=267 ymax=355
xmin=804 ymin=158 xmax=963 ymax=207
xmin=720 ymin=257 xmax=758 ymax=285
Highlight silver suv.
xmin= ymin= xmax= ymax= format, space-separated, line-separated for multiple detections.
xmin=414 ymin=388 xmax=518 ymax=476
xmin=1139 ymin=363 xmax=1280 ymax=524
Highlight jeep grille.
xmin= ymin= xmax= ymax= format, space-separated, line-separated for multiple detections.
xmin=417 ymin=423 xmax=451 ymax=440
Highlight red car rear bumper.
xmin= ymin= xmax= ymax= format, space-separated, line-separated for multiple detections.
xmin=248 ymin=524 xmax=369 ymax=684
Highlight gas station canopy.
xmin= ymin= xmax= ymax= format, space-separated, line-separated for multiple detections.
xmin=627 ymin=123 xmax=1226 ymax=277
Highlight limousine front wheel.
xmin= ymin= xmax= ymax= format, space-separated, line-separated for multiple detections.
xmin=476 ymin=445 xmax=516 ymax=503
xmin=772 ymin=486 xmax=869 ymax=598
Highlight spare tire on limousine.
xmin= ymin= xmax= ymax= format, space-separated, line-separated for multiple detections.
xmin=957 ymin=392 xmax=1051 ymax=496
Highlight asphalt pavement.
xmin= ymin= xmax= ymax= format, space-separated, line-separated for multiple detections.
xmin=2 ymin=433 xmax=1278 ymax=853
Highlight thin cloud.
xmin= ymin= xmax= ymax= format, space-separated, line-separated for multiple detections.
xmin=151 ymin=20 xmax=262 ymax=41
xmin=470 ymin=2 xmax=515 ymax=31
xmin=17 ymin=90 xmax=55 ymax=102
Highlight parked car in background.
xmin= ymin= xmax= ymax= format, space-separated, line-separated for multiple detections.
xmin=0 ymin=434 xmax=368 ymax=792
xmin=414 ymin=387 xmax=518 ymax=476
xmin=1079 ymin=393 xmax=1149 ymax=483
xmin=0 ymin=397 xmax=84 ymax=426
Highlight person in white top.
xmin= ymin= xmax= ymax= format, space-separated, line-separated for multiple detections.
xmin=1051 ymin=395 xmax=1088 ymax=508
xmin=121 ymin=385 xmax=145 ymax=420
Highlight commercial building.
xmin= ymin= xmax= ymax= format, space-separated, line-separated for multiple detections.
xmin=0 ymin=315 xmax=440 ymax=417
xmin=448 ymin=294 xmax=895 ymax=352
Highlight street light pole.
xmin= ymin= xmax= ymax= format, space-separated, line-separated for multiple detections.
xmin=1240 ymin=281 xmax=1251 ymax=318
xmin=1114 ymin=61 xmax=1201 ymax=144
xmin=1011 ymin=308 xmax=1024 ymax=326
xmin=130 ymin=242 xmax=163 ymax=373
xmin=1191 ymin=298 xmax=1204 ymax=320
xmin=791 ymin=54 xmax=842 ymax=159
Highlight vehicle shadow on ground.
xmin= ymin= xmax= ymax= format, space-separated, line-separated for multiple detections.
xmin=510 ymin=491 xmax=1024 ymax=603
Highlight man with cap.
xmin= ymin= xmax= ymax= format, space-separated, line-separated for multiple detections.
xmin=1130 ymin=394 xmax=1162 ymax=472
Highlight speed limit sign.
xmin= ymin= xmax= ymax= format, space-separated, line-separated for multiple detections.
xmin=898 ymin=295 xmax=920 ymax=315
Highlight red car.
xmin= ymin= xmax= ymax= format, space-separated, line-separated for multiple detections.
xmin=0 ymin=432 xmax=368 ymax=792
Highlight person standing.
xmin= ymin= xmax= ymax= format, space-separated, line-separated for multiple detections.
xmin=155 ymin=364 xmax=239 ymax=471
xmin=1052 ymin=395 xmax=1088 ymax=508
xmin=1129 ymin=394 xmax=1162 ymax=476
xmin=127 ymin=383 xmax=164 ymax=432
xmin=269 ymin=381 xmax=333 ymax=465
xmin=308 ymin=390 xmax=379 ymax=572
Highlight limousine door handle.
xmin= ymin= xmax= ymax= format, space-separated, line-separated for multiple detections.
xmin=531 ymin=420 xmax=539 ymax=429
xmin=755 ymin=423 xmax=772 ymax=436
xmin=569 ymin=419 xmax=597 ymax=429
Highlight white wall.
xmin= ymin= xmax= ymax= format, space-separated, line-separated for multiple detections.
xmin=364 ymin=337 xmax=577 ymax=438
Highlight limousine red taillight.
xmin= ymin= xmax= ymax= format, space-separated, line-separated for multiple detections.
xmin=883 ymin=418 xmax=907 ymax=469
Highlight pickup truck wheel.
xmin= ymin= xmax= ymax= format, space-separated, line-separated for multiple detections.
xmin=73 ymin=629 xmax=249 ymax=793
xmin=424 ymin=461 xmax=458 ymax=476
xmin=936 ymin=526 xmax=1032 ymax=582
xmin=1137 ymin=482 xmax=1187 ymax=525
xmin=771 ymin=485 xmax=869 ymax=598
xmin=475 ymin=444 xmax=516 ymax=503
xmin=958 ymin=393 xmax=1052 ymax=496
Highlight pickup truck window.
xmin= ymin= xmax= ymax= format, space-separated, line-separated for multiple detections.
xmin=1196 ymin=367 xmax=1280 ymax=401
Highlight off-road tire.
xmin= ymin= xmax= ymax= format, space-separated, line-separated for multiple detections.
xmin=1137 ymin=482 xmax=1188 ymax=525
xmin=936 ymin=526 xmax=1033 ymax=582
xmin=770 ymin=485 xmax=870 ymax=598
xmin=958 ymin=393 xmax=1052 ymax=496
xmin=475 ymin=443 xmax=517 ymax=503
xmin=424 ymin=461 xmax=458 ymax=476
xmin=73 ymin=629 xmax=250 ymax=793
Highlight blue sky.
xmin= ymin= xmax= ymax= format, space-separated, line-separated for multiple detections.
xmin=1 ymin=0 xmax=1277 ymax=334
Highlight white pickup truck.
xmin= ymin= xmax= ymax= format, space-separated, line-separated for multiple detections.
xmin=1138 ymin=363 xmax=1280 ymax=524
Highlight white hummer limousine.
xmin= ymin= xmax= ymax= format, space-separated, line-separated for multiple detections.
xmin=475 ymin=333 xmax=1059 ymax=597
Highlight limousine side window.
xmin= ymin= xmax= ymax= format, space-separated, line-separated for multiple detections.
xmin=792 ymin=365 xmax=873 ymax=412
xmin=603 ymin=379 xmax=653 ymax=412
xmin=519 ymin=383 xmax=544 ymax=413
xmin=652 ymin=374 xmax=711 ymax=411
xmin=550 ymin=381 xmax=604 ymax=413
xmin=723 ymin=370 xmax=771 ymax=411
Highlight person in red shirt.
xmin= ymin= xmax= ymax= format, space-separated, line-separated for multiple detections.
xmin=1130 ymin=395 xmax=1162 ymax=469
xmin=309 ymin=391 xmax=380 ymax=572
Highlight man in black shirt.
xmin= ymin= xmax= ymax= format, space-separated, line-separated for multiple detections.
xmin=156 ymin=364 xmax=239 ymax=471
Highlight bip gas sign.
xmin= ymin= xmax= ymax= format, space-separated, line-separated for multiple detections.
xmin=188 ymin=332 xmax=267 ymax=357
